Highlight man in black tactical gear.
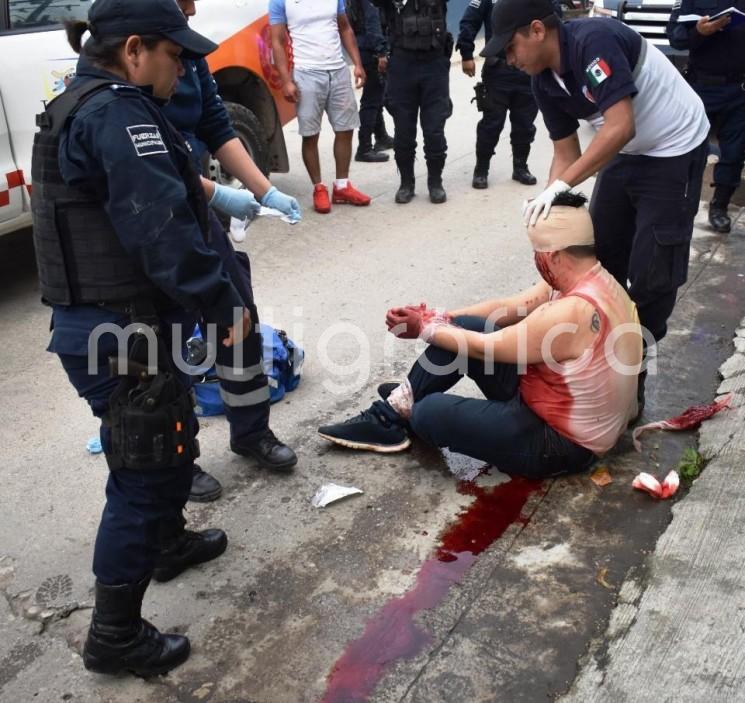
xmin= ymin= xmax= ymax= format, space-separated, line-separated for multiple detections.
xmin=457 ymin=0 xmax=563 ymax=189
xmin=372 ymin=0 xmax=452 ymax=204
xmin=346 ymin=0 xmax=395 ymax=162
xmin=667 ymin=1 xmax=745 ymax=233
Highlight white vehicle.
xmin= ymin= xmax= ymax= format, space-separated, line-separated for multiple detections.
xmin=0 ymin=0 xmax=295 ymax=236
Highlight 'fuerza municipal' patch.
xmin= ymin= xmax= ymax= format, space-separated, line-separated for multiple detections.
xmin=126 ymin=124 xmax=168 ymax=157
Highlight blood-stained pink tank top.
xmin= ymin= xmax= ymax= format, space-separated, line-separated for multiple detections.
xmin=519 ymin=263 xmax=642 ymax=456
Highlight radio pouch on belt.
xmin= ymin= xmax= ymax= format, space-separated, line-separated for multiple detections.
xmin=104 ymin=319 xmax=200 ymax=472
xmin=472 ymin=82 xmax=487 ymax=112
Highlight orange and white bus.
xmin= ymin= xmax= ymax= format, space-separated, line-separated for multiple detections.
xmin=0 ymin=0 xmax=294 ymax=236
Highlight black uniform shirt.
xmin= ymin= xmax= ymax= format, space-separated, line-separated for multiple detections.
xmin=532 ymin=18 xmax=642 ymax=141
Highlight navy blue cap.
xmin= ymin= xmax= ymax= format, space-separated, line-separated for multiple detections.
xmin=88 ymin=0 xmax=218 ymax=59
xmin=481 ymin=0 xmax=556 ymax=58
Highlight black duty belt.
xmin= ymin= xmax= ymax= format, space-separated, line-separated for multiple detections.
xmin=688 ymin=69 xmax=745 ymax=87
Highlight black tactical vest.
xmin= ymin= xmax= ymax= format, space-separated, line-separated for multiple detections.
xmin=391 ymin=0 xmax=447 ymax=53
xmin=31 ymin=78 xmax=209 ymax=307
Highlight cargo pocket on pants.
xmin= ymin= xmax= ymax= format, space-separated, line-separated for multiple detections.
xmin=647 ymin=223 xmax=692 ymax=294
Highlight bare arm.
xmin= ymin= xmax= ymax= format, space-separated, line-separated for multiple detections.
xmin=448 ymin=280 xmax=552 ymax=326
xmin=552 ymin=98 xmax=636 ymax=187
xmin=428 ymin=296 xmax=598 ymax=365
xmin=271 ymin=24 xmax=298 ymax=102
xmin=338 ymin=13 xmax=366 ymax=87
xmin=214 ymin=138 xmax=271 ymax=199
xmin=548 ymin=132 xmax=582 ymax=184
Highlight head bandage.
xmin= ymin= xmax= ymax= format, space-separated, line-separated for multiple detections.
xmin=527 ymin=206 xmax=595 ymax=253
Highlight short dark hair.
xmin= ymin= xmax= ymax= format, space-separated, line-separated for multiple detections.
xmin=551 ymin=190 xmax=588 ymax=208
xmin=65 ymin=20 xmax=161 ymax=68
xmin=515 ymin=13 xmax=560 ymax=36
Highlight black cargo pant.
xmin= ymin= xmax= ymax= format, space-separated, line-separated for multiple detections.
xmin=385 ymin=50 xmax=451 ymax=166
xmin=358 ymin=49 xmax=387 ymax=151
xmin=206 ymin=210 xmax=270 ymax=443
xmin=590 ymin=139 xmax=708 ymax=343
xmin=476 ymin=62 xmax=537 ymax=161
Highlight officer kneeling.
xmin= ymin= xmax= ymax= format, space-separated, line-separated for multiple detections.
xmin=31 ymin=0 xmax=248 ymax=677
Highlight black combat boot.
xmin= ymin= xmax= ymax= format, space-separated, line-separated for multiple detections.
xmin=153 ymin=515 xmax=228 ymax=583
xmin=83 ymin=577 xmax=190 ymax=677
xmin=230 ymin=428 xmax=298 ymax=470
xmin=395 ymin=158 xmax=416 ymax=204
xmin=188 ymin=463 xmax=222 ymax=503
xmin=472 ymin=155 xmax=490 ymax=189
xmin=426 ymin=157 xmax=447 ymax=204
xmin=709 ymin=184 xmax=736 ymax=233
xmin=373 ymin=117 xmax=395 ymax=151
xmin=512 ymin=144 xmax=537 ymax=186
xmin=356 ymin=127 xmax=389 ymax=162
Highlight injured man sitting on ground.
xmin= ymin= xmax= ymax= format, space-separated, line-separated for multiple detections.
xmin=318 ymin=192 xmax=643 ymax=479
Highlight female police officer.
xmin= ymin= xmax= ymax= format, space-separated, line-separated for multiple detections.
xmin=31 ymin=0 xmax=250 ymax=677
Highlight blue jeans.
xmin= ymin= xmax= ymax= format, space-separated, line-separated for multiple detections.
xmin=379 ymin=316 xmax=596 ymax=479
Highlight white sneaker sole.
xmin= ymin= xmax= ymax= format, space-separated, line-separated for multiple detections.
xmin=318 ymin=432 xmax=411 ymax=453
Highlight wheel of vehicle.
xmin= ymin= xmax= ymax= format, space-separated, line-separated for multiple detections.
xmin=205 ymin=101 xmax=271 ymax=186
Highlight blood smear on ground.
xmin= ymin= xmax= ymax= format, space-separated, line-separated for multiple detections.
xmin=320 ymin=477 xmax=544 ymax=703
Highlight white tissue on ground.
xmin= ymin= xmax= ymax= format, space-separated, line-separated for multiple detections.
xmin=311 ymin=483 xmax=363 ymax=508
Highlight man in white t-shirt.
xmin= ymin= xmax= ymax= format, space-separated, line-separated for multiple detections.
xmin=484 ymin=0 xmax=710 ymax=417
xmin=271 ymin=0 xmax=372 ymax=213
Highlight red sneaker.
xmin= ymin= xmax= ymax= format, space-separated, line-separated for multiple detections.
xmin=313 ymin=183 xmax=331 ymax=214
xmin=332 ymin=181 xmax=371 ymax=206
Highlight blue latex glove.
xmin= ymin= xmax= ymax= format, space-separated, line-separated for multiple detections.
xmin=260 ymin=186 xmax=302 ymax=222
xmin=209 ymin=183 xmax=261 ymax=221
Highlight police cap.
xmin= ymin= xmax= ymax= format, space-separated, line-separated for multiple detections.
xmin=88 ymin=0 xmax=218 ymax=59
xmin=481 ymin=0 xmax=557 ymax=58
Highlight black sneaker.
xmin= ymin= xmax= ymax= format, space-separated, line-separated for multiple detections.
xmin=374 ymin=134 xmax=395 ymax=151
xmin=153 ymin=529 xmax=228 ymax=583
xmin=377 ymin=382 xmax=399 ymax=401
xmin=230 ymin=428 xmax=297 ymax=471
xmin=318 ymin=406 xmax=411 ymax=453
xmin=708 ymin=206 xmax=731 ymax=233
xmin=188 ymin=464 xmax=222 ymax=503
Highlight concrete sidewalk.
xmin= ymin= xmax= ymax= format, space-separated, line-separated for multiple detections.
xmin=561 ymin=321 xmax=745 ymax=702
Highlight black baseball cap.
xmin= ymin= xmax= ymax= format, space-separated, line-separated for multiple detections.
xmin=88 ymin=0 xmax=218 ymax=59
xmin=480 ymin=0 xmax=557 ymax=58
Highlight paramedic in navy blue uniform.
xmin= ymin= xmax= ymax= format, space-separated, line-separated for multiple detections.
xmin=484 ymin=0 xmax=710 ymax=415
xmin=457 ymin=0 xmax=563 ymax=188
xmin=31 ymin=0 xmax=249 ymax=677
xmin=165 ymin=0 xmax=300 ymax=505
xmin=667 ymin=0 xmax=745 ymax=233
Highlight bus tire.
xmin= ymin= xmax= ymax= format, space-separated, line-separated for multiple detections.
xmin=224 ymin=101 xmax=271 ymax=176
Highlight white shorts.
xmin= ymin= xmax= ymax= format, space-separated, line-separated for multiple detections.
xmin=294 ymin=66 xmax=360 ymax=137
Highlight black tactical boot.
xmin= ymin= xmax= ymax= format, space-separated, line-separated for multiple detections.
xmin=153 ymin=516 xmax=228 ymax=583
xmin=472 ymin=155 xmax=490 ymax=189
xmin=395 ymin=158 xmax=416 ymax=204
xmin=83 ymin=577 xmax=190 ymax=677
xmin=709 ymin=184 xmax=735 ymax=233
xmin=512 ymin=144 xmax=537 ymax=186
xmin=188 ymin=463 xmax=222 ymax=503
xmin=230 ymin=428 xmax=298 ymax=470
xmin=356 ymin=148 xmax=389 ymax=163
xmin=426 ymin=157 xmax=447 ymax=204
xmin=374 ymin=117 xmax=394 ymax=151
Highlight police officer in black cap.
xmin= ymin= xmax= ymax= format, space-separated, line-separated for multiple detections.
xmin=485 ymin=0 xmax=710 ymax=415
xmin=32 ymin=0 xmax=251 ymax=676
xmin=457 ymin=0 xmax=563 ymax=189
xmin=372 ymin=0 xmax=453 ymax=203
xmin=667 ymin=1 xmax=745 ymax=233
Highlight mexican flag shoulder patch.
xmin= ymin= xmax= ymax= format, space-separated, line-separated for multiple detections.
xmin=585 ymin=57 xmax=612 ymax=87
